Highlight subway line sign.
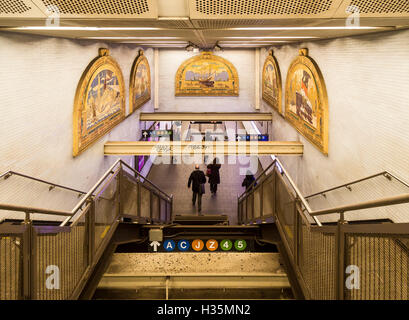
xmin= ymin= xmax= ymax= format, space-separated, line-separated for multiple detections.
xmin=148 ymin=239 xmax=249 ymax=253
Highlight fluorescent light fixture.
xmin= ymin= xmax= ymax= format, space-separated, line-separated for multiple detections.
xmin=219 ymin=41 xmax=289 ymax=43
xmin=81 ymin=37 xmax=183 ymax=40
xmin=116 ymin=41 xmax=188 ymax=44
xmin=6 ymin=26 xmax=161 ymax=31
xmin=230 ymin=26 xmax=384 ymax=30
xmin=158 ymin=16 xmax=189 ymax=20
xmin=222 ymin=36 xmax=318 ymax=39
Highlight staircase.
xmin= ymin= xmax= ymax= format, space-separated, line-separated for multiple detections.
xmin=1 ymin=157 xmax=409 ymax=300
xmin=93 ymin=215 xmax=293 ymax=300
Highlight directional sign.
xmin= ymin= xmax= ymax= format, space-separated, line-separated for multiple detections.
xmin=150 ymin=241 xmax=161 ymax=252
xmin=150 ymin=238 xmax=253 ymax=252
xmin=236 ymin=134 xmax=269 ymax=142
xmin=142 ymin=130 xmax=173 ymax=139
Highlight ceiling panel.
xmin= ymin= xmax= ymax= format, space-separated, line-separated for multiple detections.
xmin=189 ymin=0 xmax=344 ymax=19
xmin=0 ymin=0 xmax=45 ymax=17
xmin=31 ymin=0 xmax=158 ymax=18
xmin=334 ymin=0 xmax=409 ymax=18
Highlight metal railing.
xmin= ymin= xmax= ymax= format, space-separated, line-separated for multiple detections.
xmin=0 ymin=160 xmax=172 ymax=300
xmin=238 ymin=158 xmax=409 ymax=300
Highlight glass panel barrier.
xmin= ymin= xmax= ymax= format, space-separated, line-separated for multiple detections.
xmin=160 ymin=198 xmax=167 ymax=222
xmin=94 ymin=171 xmax=119 ymax=251
xmin=152 ymin=194 xmax=160 ymax=221
xmin=262 ymin=174 xmax=275 ymax=217
xmin=140 ymin=186 xmax=151 ymax=219
xmin=246 ymin=195 xmax=253 ymax=222
xmin=253 ymin=186 xmax=261 ymax=219
xmin=274 ymin=169 xmax=296 ymax=253
xmin=119 ymin=171 xmax=139 ymax=218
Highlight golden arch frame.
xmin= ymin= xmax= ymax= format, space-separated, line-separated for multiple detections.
xmin=285 ymin=48 xmax=329 ymax=155
xmin=129 ymin=49 xmax=151 ymax=114
xmin=73 ymin=48 xmax=126 ymax=157
xmin=175 ymin=51 xmax=239 ymax=96
xmin=262 ymin=50 xmax=283 ymax=114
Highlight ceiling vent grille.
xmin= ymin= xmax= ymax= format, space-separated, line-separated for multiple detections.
xmin=0 ymin=0 xmax=46 ymax=17
xmin=348 ymin=0 xmax=409 ymax=14
xmin=39 ymin=0 xmax=150 ymax=15
xmin=194 ymin=19 xmax=270 ymax=29
xmin=0 ymin=0 xmax=31 ymax=14
xmin=194 ymin=0 xmax=334 ymax=16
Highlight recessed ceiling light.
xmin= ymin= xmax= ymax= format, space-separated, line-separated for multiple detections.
xmin=230 ymin=26 xmax=387 ymax=31
xmin=219 ymin=41 xmax=289 ymax=43
xmin=158 ymin=17 xmax=190 ymax=20
xmin=3 ymin=26 xmax=161 ymax=31
xmin=81 ymin=37 xmax=183 ymax=40
xmin=222 ymin=36 xmax=318 ymax=39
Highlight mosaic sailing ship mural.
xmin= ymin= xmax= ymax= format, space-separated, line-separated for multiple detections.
xmin=73 ymin=48 xmax=125 ymax=156
xmin=285 ymin=49 xmax=329 ymax=155
xmin=130 ymin=50 xmax=151 ymax=113
xmin=175 ymin=52 xmax=239 ymax=96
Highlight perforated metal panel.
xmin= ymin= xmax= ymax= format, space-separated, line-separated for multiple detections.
xmin=0 ymin=0 xmax=45 ymax=17
xmin=334 ymin=0 xmax=409 ymax=17
xmin=350 ymin=0 xmax=409 ymax=14
xmin=193 ymin=19 xmax=269 ymax=29
xmin=31 ymin=0 xmax=157 ymax=18
xmin=190 ymin=0 xmax=343 ymax=19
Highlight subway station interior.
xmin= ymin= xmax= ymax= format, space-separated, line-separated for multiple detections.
xmin=0 ymin=0 xmax=409 ymax=301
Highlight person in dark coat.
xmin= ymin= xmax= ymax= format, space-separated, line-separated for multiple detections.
xmin=207 ymin=158 xmax=221 ymax=195
xmin=188 ymin=164 xmax=206 ymax=213
xmin=242 ymin=171 xmax=257 ymax=191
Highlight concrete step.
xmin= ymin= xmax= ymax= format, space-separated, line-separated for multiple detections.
xmin=94 ymin=252 xmax=292 ymax=299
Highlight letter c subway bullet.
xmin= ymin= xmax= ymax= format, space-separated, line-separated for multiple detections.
xmin=178 ymin=240 xmax=190 ymax=251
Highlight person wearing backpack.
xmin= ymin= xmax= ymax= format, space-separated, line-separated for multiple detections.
xmin=188 ymin=164 xmax=207 ymax=213
xmin=207 ymin=158 xmax=221 ymax=195
xmin=242 ymin=170 xmax=257 ymax=192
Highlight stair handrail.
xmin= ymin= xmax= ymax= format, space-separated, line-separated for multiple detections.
xmin=239 ymin=158 xmax=409 ymax=227
xmin=305 ymin=171 xmax=409 ymax=199
xmin=0 ymin=158 xmax=172 ymax=225
xmin=0 ymin=170 xmax=88 ymax=196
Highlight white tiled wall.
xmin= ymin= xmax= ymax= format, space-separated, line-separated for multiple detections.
xmin=0 ymin=32 xmax=155 ymax=220
xmin=259 ymin=29 xmax=409 ymax=222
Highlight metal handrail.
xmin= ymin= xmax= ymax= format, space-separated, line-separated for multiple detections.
xmin=238 ymin=158 xmax=409 ymax=227
xmin=310 ymin=192 xmax=409 ymax=217
xmin=0 ymin=203 xmax=73 ymax=217
xmin=0 ymin=170 xmax=88 ymax=196
xmin=305 ymin=171 xmax=409 ymax=199
xmin=0 ymin=158 xmax=172 ymax=225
